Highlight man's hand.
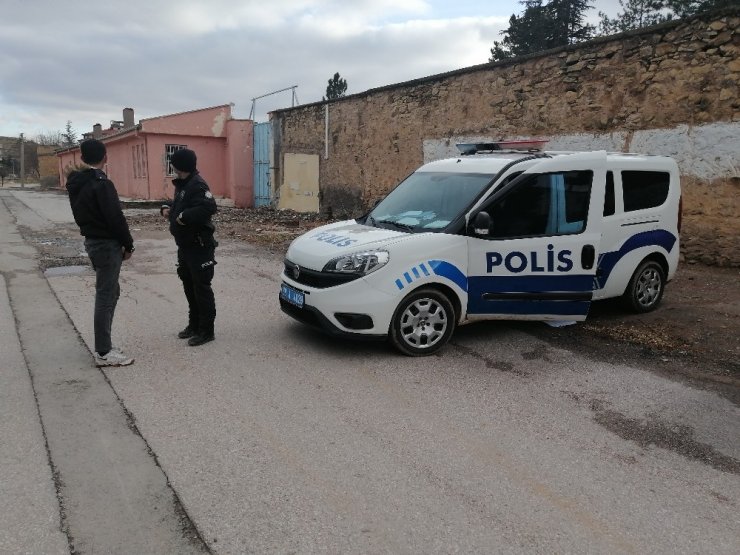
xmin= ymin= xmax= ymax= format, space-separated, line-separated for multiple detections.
xmin=122 ymin=248 xmax=133 ymax=261
xmin=162 ymin=206 xmax=170 ymax=218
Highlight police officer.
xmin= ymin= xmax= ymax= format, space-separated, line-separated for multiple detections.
xmin=161 ymin=149 xmax=218 ymax=346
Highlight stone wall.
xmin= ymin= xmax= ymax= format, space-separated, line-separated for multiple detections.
xmin=37 ymin=145 xmax=58 ymax=182
xmin=272 ymin=8 xmax=739 ymax=266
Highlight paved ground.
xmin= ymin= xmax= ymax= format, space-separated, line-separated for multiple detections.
xmin=1 ymin=188 xmax=739 ymax=554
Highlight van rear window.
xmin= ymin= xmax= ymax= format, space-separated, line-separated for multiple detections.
xmin=622 ymin=171 xmax=669 ymax=212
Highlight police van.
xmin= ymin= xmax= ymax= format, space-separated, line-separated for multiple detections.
xmin=279 ymin=143 xmax=681 ymax=356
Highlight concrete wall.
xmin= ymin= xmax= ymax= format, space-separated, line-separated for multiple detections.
xmin=271 ymin=8 xmax=739 ymax=266
xmin=141 ymin=105 xmax=232 ymax=137
xmin=143 ymin=134 xmax=229 ymax=200
xmin=225 ymin=119 xmax=253 ymax=208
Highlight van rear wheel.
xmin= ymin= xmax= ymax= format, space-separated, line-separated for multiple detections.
xmin=623 ymin=260 xmax=665 ymax=313
xmin=389 ymin=288 xmax=456 ymax=356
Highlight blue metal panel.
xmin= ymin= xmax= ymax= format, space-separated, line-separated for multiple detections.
xmin=253 ymin=122 xmax=271 ymax=207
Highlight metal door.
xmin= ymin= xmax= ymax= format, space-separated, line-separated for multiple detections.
xmin=466 ymin=151 xmax=607 ymax=320
xmin=253 ymin=122 xmax=271 ymax=207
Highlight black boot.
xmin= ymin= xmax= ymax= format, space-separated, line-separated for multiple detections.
xmin=188 ymin=331 xmax=214 ymax=347
xmin=178 ymin=325 xmax=197 ymax=339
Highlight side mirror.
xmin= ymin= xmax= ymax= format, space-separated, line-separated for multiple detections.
xmin=472 ymin=211 xmax=492 ymax=236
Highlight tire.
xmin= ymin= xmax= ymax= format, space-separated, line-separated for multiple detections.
xmin=623 ymin=260 xmax=665 ymax=313
xmin=389 ymin=288 xmax=456 ymax=356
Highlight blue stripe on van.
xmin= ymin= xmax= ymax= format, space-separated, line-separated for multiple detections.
xmin=469 ymin=274 xmax=594 ymax=293
xmin=468 ymin=274 xmax=593 ymax=315
xmin=596 ymin=230 xmax=676 ymax=289
xmin=428 ymin=260 xmax=468 ymax=292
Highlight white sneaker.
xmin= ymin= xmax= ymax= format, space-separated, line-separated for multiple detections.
xmin=94 ymin=348 xmax=134 ymax=367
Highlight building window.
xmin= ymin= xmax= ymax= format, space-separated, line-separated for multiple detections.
xmin=132 ymin=144 xmax=148 ymax=179
xmin=165 ymin=144 xmax=187 ymax=176
xmin=140 ymin=145 xmax=147 ymax=178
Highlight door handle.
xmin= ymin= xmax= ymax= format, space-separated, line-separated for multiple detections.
xmin=581 ymin=245 xmax=595 ymax=270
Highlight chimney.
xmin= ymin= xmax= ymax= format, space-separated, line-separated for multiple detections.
xmin=123 ymin=107 xmax=135 ymax=128
xmin=93 ymin=123 xmax=103 ymax=139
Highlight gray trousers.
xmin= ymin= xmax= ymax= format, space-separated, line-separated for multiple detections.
xmin=85 ymin=238 xmax=123 ymax=355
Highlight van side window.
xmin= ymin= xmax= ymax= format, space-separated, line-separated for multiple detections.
xmin=622 ymin=171 xmax=670 ymax=212
xmin=604 ymin=171 xmax=615 ymax=216
xmin=488 ymin=170 xmax=592 ymax=238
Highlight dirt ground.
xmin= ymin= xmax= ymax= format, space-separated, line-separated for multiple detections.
xmin=123 ymin=205 xmax=740 ymax=392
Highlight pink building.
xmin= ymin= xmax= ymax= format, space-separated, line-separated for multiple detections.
xmin=57 ymin=106 xmax=254 ymax=207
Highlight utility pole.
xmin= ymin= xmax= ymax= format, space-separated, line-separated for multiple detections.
xmin=20 ymin=133 xmax=25 ymax=188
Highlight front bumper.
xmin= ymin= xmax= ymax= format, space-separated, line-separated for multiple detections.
xmin=279 ymin=272 xmax=398 ymax=338
xmin=279 ymin=296 xmax=386 ymax=341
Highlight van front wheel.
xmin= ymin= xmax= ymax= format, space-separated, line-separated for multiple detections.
xmin=389 ymin=288 xmax=456 ymax=356
xmin=623 ymin=260 xmax=665 ymax=313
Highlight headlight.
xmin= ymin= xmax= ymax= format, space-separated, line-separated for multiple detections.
xmin=323 ymin=250 xmax=389 ymax=275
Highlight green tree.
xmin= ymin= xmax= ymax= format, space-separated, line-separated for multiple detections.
xmin=489 ymin=1 xmax=594 ymax=62
xmin=549 ymin=0 xmax=595 ymax=45
xmin=597 ymin=0 xmax=734 ymax=35
xmin=599 ymin=0 xmax=667 ymax=34
xmin=664 ymin=0 xmax=736 ymax=17
xmin=62 ymin=120 xmax=77 ymax=148
xmin=325 ymin=72 xmax=348 ymax=100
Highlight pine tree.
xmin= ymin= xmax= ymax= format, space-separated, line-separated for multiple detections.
xmin=325 ymin=72 xmax=348 ymax=100
xmin=489 ymin=1 xmax=594 ymax=62
xmin=62 ymin=121 xmax=77 ymax=148
xmin=548 ymin=0 xmax=595 ymax=46
xmin=600 ymin=0 xmax=736 ymax=34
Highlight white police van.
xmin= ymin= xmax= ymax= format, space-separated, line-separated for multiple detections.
xmin=279 ymin=142 xmax=681 ymax=356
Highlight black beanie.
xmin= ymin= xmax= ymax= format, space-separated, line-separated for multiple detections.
xmin=171 ymin=148 xmax=197 ymax=173
xmin=80 ymin=139 xmax=106 ymax=165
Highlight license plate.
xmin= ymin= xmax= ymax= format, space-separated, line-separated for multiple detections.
xmin=280 ymin=283 xmax=304 ymax=308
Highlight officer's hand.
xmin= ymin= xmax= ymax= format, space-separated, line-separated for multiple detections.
xmin=122 ymin=248 xmax=133 ymax=261
xmin=162 ymin=207 xmax=170 ymax=218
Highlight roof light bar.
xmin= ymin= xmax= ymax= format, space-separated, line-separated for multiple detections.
xmin=456 ymin=139 xmax=548 ymax=155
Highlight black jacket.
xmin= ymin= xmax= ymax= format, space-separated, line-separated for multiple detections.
xmin=66 ymin=168 xmax=134 ymax=252
xmin=163 ymin=171 xmax=218 ymax=248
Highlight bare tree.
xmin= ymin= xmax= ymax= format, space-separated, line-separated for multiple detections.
xmin=35 ymin=130 xmax=64 ymax=146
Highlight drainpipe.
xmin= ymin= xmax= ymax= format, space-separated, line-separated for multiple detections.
xmin=324 ymin=104 xmax=329 ymax=160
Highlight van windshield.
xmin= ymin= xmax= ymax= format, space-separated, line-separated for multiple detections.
xmin=367 ymin=172 xmax=494 ymax=231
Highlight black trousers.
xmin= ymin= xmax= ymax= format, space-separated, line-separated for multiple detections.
xmin=177 ymin=246 xmax=216 ymax=335
xmin=85 ymin=238 xmax=123 ymax=354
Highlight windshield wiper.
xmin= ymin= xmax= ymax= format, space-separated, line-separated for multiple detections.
xmin=375 ymin=219 xmax=415 ymax=231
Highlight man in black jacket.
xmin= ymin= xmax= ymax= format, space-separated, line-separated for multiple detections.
xmin=66 ymin=139 xmax=135 ymax=366
xmin=161 ymin=148 xmax=218 ymax=346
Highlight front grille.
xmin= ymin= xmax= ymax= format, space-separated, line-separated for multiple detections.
xmin=284 ymin=259 xmax=361 ymax=289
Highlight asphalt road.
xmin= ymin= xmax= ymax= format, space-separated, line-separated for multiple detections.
xmin=2 ymin=188 xmax=739 ymax=554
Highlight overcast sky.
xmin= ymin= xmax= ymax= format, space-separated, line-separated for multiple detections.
xmin=0 ymin=0 xmax=622 ymax=139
